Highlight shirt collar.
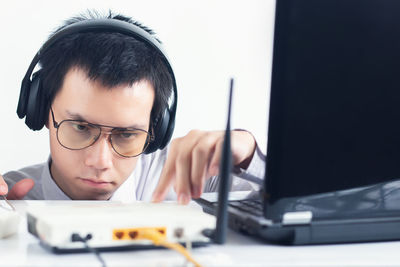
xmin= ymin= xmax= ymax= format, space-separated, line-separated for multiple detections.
xmin=110 ymin=156 xmax=141 ymax=202
xmin=42 ymin=157 xmax=71 ymax=200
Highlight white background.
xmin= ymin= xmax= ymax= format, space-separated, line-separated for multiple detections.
xmin=0 ymin=0 xmax=275 ymax=172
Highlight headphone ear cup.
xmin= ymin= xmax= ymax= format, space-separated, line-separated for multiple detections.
xmin=25 ymin=71 xmax=47 ymax=131
xmin=17 ymin=76 xmax=31 ymax=119
xmin=145 ymin=108 xmax=172 ymax=154
xmin=161 ymin=109 xmax=175 ymax=149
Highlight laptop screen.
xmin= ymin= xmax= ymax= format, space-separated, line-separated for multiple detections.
xmin=266 ymin=0 xmax=400 ymax=203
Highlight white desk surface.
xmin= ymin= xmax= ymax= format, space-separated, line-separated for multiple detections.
xmin=1 ymin=200 xmax=400 ymax=267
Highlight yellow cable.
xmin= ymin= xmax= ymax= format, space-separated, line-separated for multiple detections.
xmin=138 ymin=229 xmax=203 ymax=267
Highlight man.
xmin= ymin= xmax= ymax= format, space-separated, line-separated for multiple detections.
xmin=0 ymin=11 xmax=265 ymax=204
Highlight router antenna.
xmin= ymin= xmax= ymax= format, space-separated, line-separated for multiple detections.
xmin=214 ymin=78 xmax=234 ymax=244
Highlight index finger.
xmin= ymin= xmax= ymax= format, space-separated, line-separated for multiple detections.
xmin=0 ymin=174 xmax=9 ymax=195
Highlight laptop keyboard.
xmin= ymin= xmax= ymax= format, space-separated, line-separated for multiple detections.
xmin=229 ymin=199 xmax=263 ymax=217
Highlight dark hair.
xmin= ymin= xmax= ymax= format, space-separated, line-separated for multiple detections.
xmin=39 ymin=10 xmax=173 ymax=131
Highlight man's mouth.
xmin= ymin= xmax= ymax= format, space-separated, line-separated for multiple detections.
xmin=79 ymin=178 xmax=113 ymax=188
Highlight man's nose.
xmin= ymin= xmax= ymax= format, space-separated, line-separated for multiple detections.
xmin=84 ymin=134 xmax=113 ymax=170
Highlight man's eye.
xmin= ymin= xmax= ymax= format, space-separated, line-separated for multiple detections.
xmin=119 ymin=132 xmax=137 ymax=139
xmin=72 ymin=123 xmax=88 ymax=132
xmin=112 ymin=131 xmax=140 ymax=140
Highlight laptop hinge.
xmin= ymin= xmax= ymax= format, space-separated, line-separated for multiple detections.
xmin=282 ymin=211 xmax=313 ymax=225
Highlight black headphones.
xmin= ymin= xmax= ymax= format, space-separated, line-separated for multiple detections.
xmin=17 ymin=19 xmax=177 ymax=154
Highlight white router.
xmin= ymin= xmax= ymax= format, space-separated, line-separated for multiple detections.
xmin=27 ymin=202 xmax=216 ymax=252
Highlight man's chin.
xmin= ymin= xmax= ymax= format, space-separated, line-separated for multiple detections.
xmin=72 ymin=184 xmax=117 ymax=200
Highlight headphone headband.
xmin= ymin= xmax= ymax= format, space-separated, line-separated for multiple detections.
xmin=23 ymin=19 xmax=174 ymax=86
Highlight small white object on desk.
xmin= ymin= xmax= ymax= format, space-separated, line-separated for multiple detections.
xmin=0 ymin=200 xmax=21 ymax=239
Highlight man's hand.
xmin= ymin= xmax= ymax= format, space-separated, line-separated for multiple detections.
xmin=152 ymin=130 xmax=256 ymax=204
xmin=0 ymin=174 xmax=35 ymax=200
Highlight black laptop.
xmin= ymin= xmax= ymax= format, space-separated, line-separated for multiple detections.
xmin=197 ymin=0 xmax=400 ymax=245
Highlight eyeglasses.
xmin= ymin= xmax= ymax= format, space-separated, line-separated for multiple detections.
xmin=50 ymin=107 xmax=153 ymax=158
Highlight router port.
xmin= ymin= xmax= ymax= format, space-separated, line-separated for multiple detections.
xmin=174 ymin=227 xmax=184 ymax=238
xmin=128 ymin=231 xmax=138 ymax=239
xmin=113 ymin=231 xmax=124 ymax=240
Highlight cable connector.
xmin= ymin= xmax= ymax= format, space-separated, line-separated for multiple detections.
xmin=70 ymin=233 xmax=105 ymax=267
xmin=71 ymin=233 xmax=92 ymax=242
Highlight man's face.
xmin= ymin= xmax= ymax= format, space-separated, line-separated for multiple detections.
xmin=48 ymin=67 xmax=155 ymax=200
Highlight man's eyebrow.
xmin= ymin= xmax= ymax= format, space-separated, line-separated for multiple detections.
xmin=66 ymin=110 xmax=86 ymax=121
xmin=65 ymin=110 xmax=147 ymax=130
